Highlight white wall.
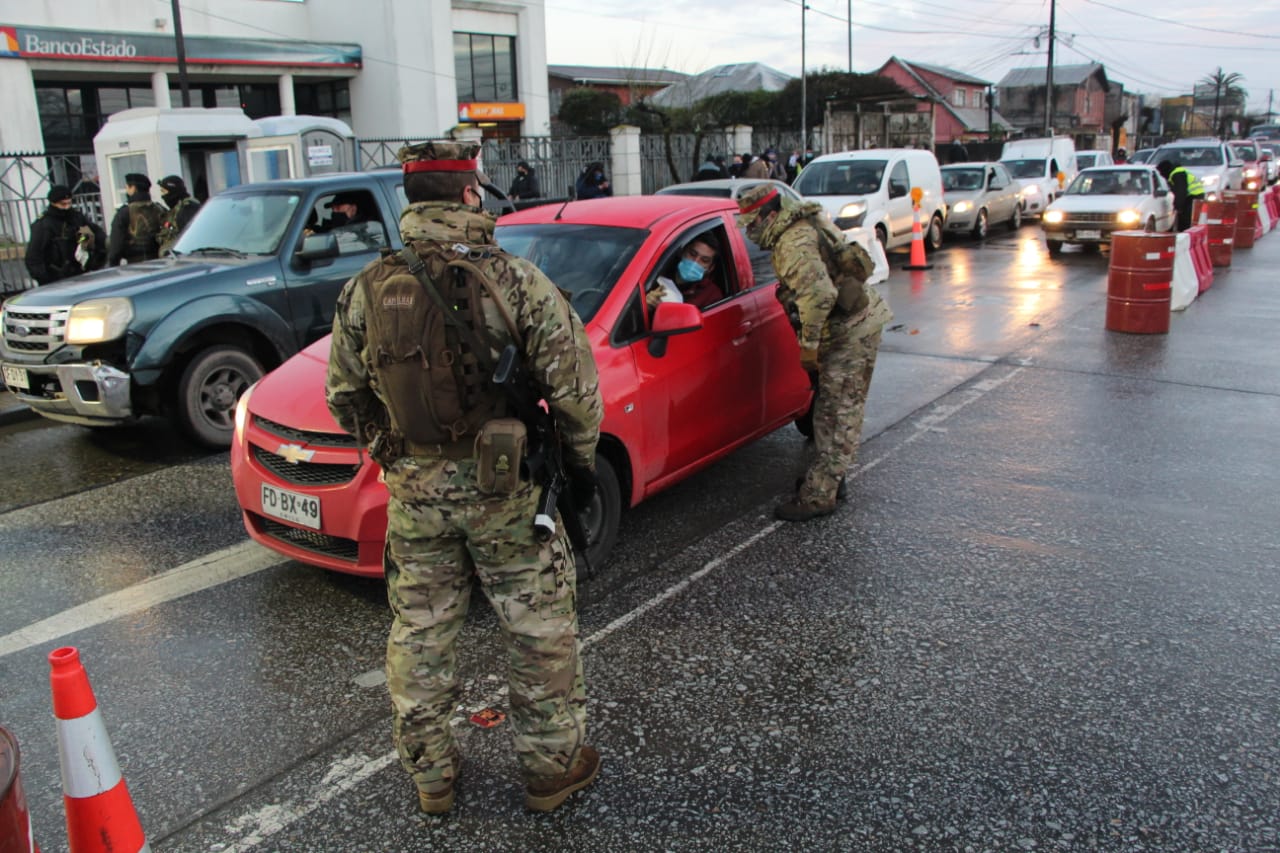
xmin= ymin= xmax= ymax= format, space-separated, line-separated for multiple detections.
xmin=0 ymin=62 xmax=44 ymax=152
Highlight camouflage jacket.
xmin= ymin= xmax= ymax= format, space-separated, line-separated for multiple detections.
xmin=325 ymin=202 xmax=604 ymax=469
xmin=756 ymin=199 xmax=891 ymax=349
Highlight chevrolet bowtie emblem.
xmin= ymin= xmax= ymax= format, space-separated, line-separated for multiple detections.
xmin=277 ymin=443 xmax=315 ymax=464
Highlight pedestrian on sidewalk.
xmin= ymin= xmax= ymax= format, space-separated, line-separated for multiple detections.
xmin=24 ymin=185 xmax=106 ymax=285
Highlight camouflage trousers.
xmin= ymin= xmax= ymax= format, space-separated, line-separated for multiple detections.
xmin=380 ymin=456 xmax=587 ymax=794
xmin=799 ymin=307 xmax=886 ymax=506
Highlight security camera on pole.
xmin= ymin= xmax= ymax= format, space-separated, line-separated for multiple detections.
xmin=904 ymin=186 xmax=934 ymax=271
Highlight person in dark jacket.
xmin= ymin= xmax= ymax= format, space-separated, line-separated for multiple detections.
xmin=575 ymin=162 xmax=612 ymax=199
xmin=1157 ymin=160 xmax=1205 ymax=231
xmin=508 ymin=160 xmax=542 ymax=200
xmin=157 ymin=175 xmax=201 ymax=253
xmin=24 ymin=185 xmax=107 ymax=285
xmin=107 ymin=173 xmax=165 ymax=266
xmin=695 ymin=156 xmax=728 ymax=181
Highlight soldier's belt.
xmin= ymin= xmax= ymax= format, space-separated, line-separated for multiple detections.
xmin=401 ymin=437 xmax=475 ymax=460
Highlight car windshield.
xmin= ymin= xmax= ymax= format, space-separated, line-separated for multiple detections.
xmin=1130 ymin=149 xmax=1154 ymax=164
xmin=1003 ymin=158 xmax=1047 ymax=179
xmin=1230 ymin=144 xmax=1259 ymax=161
xmin=792 ymin=160 xmax=885 ymax=196
xmin=171 ymin=191 xmax=301 ymax=256
xmin=657 ymin=186 xmax=731 ymax=198
xmin=1157 ymin=146 xmax=1224 ymax=167
xmin=1076 ymin=154 xmax=1097 ymax=169
xmin=495 ymin=223 xmax=646 ymax=322
xmin=941 ymin=168 xmax=985 ymax=191
xmin=1066 ymin=170 xmax=1150 ymax=195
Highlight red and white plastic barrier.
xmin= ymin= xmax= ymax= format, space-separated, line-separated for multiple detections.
xmin=1170 ymin=231 xmax=1198 ymax=311
xmin=0 ymin=726 xmax=39 ymax=853
xmin=1185 ymin=224 xmax=1214 ymax=295
xmin=49 ymin=647 xmax=150 ymax=853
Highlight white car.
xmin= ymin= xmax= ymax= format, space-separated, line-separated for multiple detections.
xmin=1150 ymin=138 xmax=1244 ymax=201
xmin=1041 ymin=166 xmax=1175 ymax=257
xmin=655 ymin=178 xmax=804 ymax=204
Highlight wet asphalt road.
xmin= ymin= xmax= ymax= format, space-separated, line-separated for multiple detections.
xmin=1 ymin=225 xmax=1278 ymax=852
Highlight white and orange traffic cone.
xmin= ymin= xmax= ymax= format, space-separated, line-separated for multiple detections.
xmin=903 ymin=201 xmax=933 ymax=271
xmin=1 ymin=726 xmax=40 ymax=853
xmin=49 ymin=647 xmax=150 ymax=853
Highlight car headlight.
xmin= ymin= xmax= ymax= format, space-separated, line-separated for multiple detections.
xmin=234 ymin=380 xmax=257 ymax=442
xmin=66 ymin=298 xmax=133 ymax=344
xmin=1116 ymin=209 xmax=1142 ymax=226
xmin=838 ymin=200 xmax=867 ymax=219
xmin=1244 ymin=167 xmax=1258 ymax=178
xmin=952 ymin=201 xmax=973 ymax=213
xmin=1043 ymin=210 xmax=1064 ymax=224
xmin=1201 ymin=174 xmax=1220 ymax=188
xmin=1022 ymin=185 xmax=1042 ymax=197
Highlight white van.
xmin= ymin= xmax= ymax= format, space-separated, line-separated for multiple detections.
xmin=999 ymin=137 xmax=1078 ymax=215
xmin=791 ymin=148 xmax=947 ymax=250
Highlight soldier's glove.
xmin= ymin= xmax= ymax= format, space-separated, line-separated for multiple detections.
xmin=799 ymin=345 xmax=821 ymax=374
xmin=566 ymin=463 xmax=599 ymax=512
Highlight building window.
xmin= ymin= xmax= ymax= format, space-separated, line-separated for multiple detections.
xmin=952 ymin=88 xmax=966 ymax=107
xmin=454 ymin=32 xmax=517 ymax=103
xmin=295 ymin=80 xmax=352 ymax=125
xmin=972 ymin=90 xmax=983 ymax=109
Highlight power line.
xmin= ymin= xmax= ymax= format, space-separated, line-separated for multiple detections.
xmin=1077 ymin=0 xmax=1280 ymax=40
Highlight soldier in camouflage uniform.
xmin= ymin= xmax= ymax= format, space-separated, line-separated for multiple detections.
xmin=157 ymin=175 xmax=202 ymax=255
xmin=737 ymin=183 xmax=893 ymax=522
xmin=325 ymin=141 xmax=605 ymax=813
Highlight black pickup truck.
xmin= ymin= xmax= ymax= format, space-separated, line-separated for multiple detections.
xmin=0 ymin=171 xmax=413 ymax=446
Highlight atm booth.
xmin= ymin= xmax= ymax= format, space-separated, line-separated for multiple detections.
xmin=92 ymin=108 xmax=357 ymax=212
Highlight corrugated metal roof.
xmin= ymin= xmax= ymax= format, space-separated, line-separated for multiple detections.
xmin=651 ymin=62 xmax=792 ymax=107
xmin=950 ymin=106 xmax=1012 ymax=133
xmin=891 ymin=57 xmax=991 ymax=87
xmin=997 ymin=63 xmax=1108 ymax=89
xmin=548 ymin=65 xmax=687 ymax=86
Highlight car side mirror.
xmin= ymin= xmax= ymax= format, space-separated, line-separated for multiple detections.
xmin=889 ymin=182 xmax=908 ymax=199
xmin=296 ymin=233 xmax=339 ymax=263
xmin=647 ymin=301 xmax=703 ymax=357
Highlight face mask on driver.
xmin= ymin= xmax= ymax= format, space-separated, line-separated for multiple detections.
xmin=677 ymin=258 xmax=706 ymax=282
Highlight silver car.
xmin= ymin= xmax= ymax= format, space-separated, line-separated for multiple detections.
xmin=941 ymin=162 xmax=1023 ymax=239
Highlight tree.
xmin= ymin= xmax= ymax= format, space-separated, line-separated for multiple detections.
xmin=1199 ymin=68 xmax=1247 ymax=137
xmin=557 ymin=88 xmax=623 ymax=135
xmin=769 ymin=69 xmax=910 ymax=136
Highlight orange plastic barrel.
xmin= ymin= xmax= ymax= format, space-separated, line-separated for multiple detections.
xmin=0 ymin=727 xmax=37 ymax=853
xmin=1106 ymin=230 xmax=1175 ymax=334
xmin=1192 ymin=199 xmax=1236 ymax=267
xmin=1222 ymin=190 xmax=1258 ymax=249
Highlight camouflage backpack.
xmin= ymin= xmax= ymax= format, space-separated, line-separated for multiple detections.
xmin=813 ymin=215 xmax=874 ymax=314
xmin=127 ymin=201 xmax=165 ymax=257
xmin=158 ymin=197 xmax=199 ymax=254
xmin=359 ymin=240 xmax=519 ymax=446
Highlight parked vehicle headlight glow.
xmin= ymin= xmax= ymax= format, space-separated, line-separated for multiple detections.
xmin=952 ymin=201 xmax=973 ymax=213
xmin=234 ymin=381 xmax=257 ymax=441
xmin=838 ymin=200 xmax=868 ymax=219
xmin=1201 ymin=174 xmax=1220 ymax=188
xmin=66 ymin=298 xmax=134 ymax=344
xmin=1244 ymin=166 xmax=1259 ymax=178
xmin=1116 ymin=209 xmax=1142 ymax=225
xmin=1022 ymin=185 xmax=1042 ymax=197
xmin=1043 ymin=210 xmax=1064 ymax=224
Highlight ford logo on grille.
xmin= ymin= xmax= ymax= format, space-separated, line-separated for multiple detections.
xmin=12 ymin=325 xmax=31 ymax=337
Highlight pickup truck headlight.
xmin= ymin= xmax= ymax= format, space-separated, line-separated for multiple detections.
xmin=1116 ymin=209 xmax=1142 ymax=226
xmin=951 ymin=201 xmax=973 ymax=214
xmin=66 ymin=298 xmax=133 ymax=344
xmin=1043 ymin=210 xmax=1064 ymax=224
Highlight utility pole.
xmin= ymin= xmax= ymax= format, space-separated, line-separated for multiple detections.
xmin=801 ymin=2 xmax=808 ymax=154
xmin=987 ymin=85 xmax=994 ymax=140
xmin=1043 ymin=0 xmax=1056 ymax=135
xmin=847 ymin=0 xmax=852 ymax=73
xmin=172 ymin=0 xmax=191 ymax=107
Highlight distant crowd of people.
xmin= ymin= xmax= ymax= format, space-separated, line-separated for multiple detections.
xmin=695 ymin=147 xmax=816 ymax=185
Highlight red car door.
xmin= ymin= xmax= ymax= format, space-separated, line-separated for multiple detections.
xmin=628 ymin=224 xmax=765 ymax=490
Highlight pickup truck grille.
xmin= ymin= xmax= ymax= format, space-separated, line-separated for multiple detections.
xmin=1059 ymin=212 xmax=1118 ymax=224
xmin=3 ymin=306 xmax=70 ymax=354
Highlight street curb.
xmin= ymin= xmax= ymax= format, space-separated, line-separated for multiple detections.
xmin=0 ymin=390 xmax=39 ymax=428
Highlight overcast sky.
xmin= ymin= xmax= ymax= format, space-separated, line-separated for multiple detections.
xmin=543 ymin=0 xmax=1280 ymax=115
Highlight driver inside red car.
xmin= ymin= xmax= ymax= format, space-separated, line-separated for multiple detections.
xmin=645 ymin=234 xmax=723 ymax=310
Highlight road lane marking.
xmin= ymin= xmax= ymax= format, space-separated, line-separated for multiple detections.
xmin=0 ymin=541 xmax=285 ymax=658
xmin=207 ymin=365 xmax=1026 ymax=850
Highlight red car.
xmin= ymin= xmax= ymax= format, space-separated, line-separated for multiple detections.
xmin=230 ymin=196 xmax=814 ymax=576
xmin=1227 ymin=140 xmax=1265 ymax=192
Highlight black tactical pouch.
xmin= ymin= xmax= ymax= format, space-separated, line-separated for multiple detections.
xmin=474 ymin=418 xmax=527 ymax=495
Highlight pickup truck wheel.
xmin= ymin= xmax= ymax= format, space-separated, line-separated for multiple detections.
xmin=177 ymin=346 xmax=264 ymax=448
xmin=578 ymin=454 xmax=621 ymax=573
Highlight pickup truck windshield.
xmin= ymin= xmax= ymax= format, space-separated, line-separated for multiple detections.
xmin=496 ymin=223 xmax=646 ymax=322
xmin=172 ymin=191 xmax=303 ymax=256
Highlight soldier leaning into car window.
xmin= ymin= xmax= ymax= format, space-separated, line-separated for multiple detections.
xmin=737 ymin=183 xmax=892 ymax=523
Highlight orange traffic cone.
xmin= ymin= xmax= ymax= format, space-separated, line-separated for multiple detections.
xmin=903 ymin=203 xmax=933 ymax=270
xmin=49 ymin=647 xmax=150 ymax=853
xmin=1 ymin=726 xmax=40 ymax=853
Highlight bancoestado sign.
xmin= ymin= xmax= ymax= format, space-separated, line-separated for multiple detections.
xmin=0 ymin=24 xmax=360 ymax=67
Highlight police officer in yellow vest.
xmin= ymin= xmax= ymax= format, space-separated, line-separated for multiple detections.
xmin=1157 ymin=160 xmax=1205 ymax=231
